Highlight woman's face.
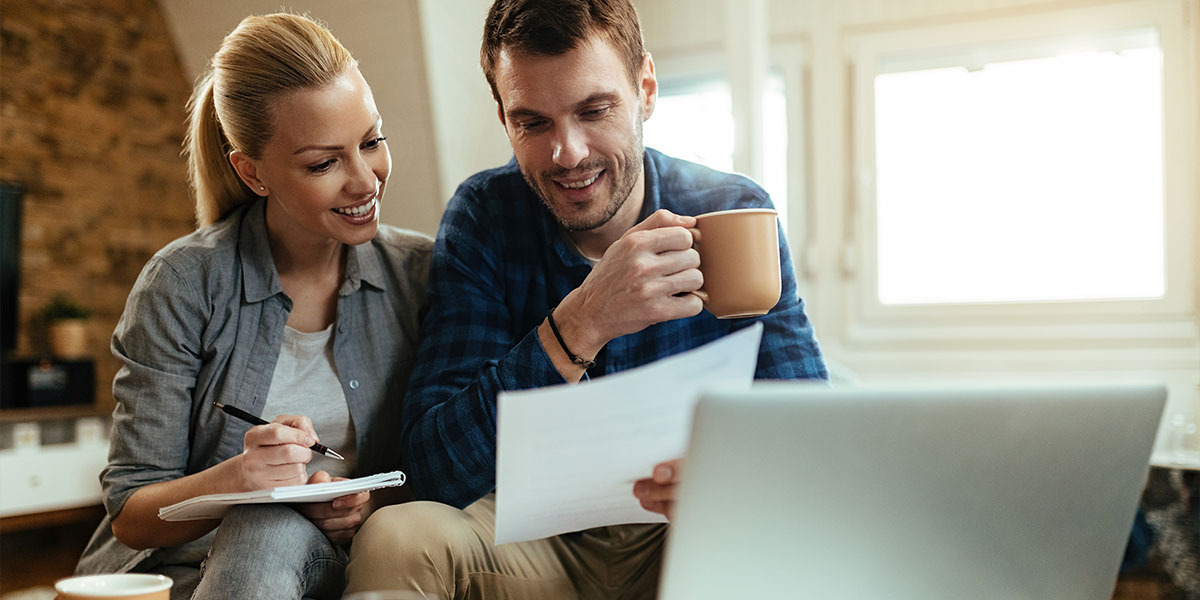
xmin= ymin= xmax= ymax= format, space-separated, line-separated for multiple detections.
xmin=243 ymin=67 xmax=390 ymax=248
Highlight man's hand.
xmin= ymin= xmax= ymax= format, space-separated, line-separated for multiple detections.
xmin=634 ymin=458 xmax=682 ymax=520
xmin=553 ymin=210 xmax=703 ymax=360
xmin=237 ymin=414 xmax=317 ymax=491
xmin=295 ymin=470 xmax=372 ymax=545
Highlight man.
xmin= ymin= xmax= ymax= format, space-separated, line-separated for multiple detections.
xmin=346 ymin=0 xmax=826 ymax=597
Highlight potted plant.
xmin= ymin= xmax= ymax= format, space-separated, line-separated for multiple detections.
xmin=40 ymin=294 xmax=91 ymax=358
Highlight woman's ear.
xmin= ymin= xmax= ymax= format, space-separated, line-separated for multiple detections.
xmin=228 ymin=150 xmax=268 ymax=197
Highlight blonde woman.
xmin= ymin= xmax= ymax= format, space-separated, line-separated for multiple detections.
xmin=75 ymin=13 xmax=430 ymax=599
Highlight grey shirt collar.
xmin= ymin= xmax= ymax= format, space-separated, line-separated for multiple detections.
xmin=237 ymin=199 xmax=386 ymax=303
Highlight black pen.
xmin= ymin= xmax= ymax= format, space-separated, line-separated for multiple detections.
xmin=213 ymin=401 xmax=344 ymax=461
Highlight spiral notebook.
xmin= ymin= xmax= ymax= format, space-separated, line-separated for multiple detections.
xmin=158 ymin=470 xmax=405 ymax=521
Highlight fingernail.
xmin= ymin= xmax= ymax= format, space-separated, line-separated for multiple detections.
xmin=305 ymin=436 xmax=315 ymax=446
xmin=655 ymin=466 xmax=672 ymax=482
xmin=634 ymin=482 xmax=646 ymax=496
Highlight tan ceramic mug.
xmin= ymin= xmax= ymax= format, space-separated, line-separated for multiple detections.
xmin=688 ymin=208 xmax=781 ymax=319
xmin=55 ymin=574 xmax=172 ymax=600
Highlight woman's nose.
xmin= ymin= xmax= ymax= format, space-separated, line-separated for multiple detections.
xmin=346 ymin=153 xmax=378 ymax=195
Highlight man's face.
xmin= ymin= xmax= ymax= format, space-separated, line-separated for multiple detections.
xmin=493 ymin=36 xmax=656 ymax=232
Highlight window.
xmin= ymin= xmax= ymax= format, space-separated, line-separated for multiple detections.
xmin=847 ymin=0 xmax=1194 ymax=335
xmin=644 ymin=74 xmax=789 ymax=230
xmin=873 ymin=34 xmax=1164 ymax=306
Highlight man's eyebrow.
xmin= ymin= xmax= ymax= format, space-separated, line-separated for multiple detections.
xmin=576 ymin=91 xmax=621 ymax=108
xmin=506 ymin=91 xmax=623 ymax=122
xmin=292 ymin=118 xmax=382 ymax=155
xmin=505 ymin=107 xmax=545 ymax=122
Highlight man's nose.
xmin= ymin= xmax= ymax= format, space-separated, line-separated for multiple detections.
xmin=552 ymin=123 xmax=587 ymax=169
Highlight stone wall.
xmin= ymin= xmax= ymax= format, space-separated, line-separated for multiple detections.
xmin=1 ymin=0 xmax=197 ymax=410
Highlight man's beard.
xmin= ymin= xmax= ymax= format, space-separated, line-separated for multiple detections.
xmin=520 ymin=119 xmax=645 ymax=232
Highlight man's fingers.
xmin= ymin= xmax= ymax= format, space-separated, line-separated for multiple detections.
xmin=632 ymin=458 xmax=684 ymax=519
xmin=661 ymin=266 xmax=703 ymax=295
xmin=633 ymin=480 xmax=676 ymax=502
xmin=661 ymin=247 xmax=700 ymax=274
xmin=655 ymin=291 xmax=703 ymax=322
xmin=654 ymin=458 xmax=684 ymax=483
xmin=623 ymin=226 xmax=695 ymax=256
xmin=628 ymin=209 xmax=696 ymax=234
xmin=638 ymin=498 xmax=673 ymax=519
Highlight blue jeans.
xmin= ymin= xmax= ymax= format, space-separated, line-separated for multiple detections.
xmin=184 ymin=504 xmax=347 ymax=600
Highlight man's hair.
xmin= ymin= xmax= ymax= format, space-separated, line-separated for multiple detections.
xmin=481 ymin=0 xmax=646 ymax=108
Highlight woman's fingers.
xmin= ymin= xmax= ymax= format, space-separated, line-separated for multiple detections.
xmin=273 ymin=414 xmax=319 ymax=442
xmin=244 ymin=422 xmax=315 ymax=449
xmin=240 ymin=423 xmax=315 ymax=490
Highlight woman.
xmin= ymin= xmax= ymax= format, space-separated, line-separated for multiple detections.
xmin=75 ymin=13 xmax=431 ymax=599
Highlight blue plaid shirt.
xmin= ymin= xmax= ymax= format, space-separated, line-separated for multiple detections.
xmin=403 ymin=148 xmax=827 ymax=507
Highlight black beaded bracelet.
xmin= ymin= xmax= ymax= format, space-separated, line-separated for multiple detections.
xmin=546 ymin=307 xmax=596 ymax=370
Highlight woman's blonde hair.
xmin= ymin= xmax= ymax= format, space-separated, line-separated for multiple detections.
xmin=185 ymin=13 xmax=357 ymax=227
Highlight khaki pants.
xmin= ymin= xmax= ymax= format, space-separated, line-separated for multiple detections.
xmin=346 ymin=494 xmax=667 ymax=599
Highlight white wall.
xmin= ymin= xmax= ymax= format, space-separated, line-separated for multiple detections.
xmin=417 ymin=0 xmax=514 ymax=206
xmin=156 ymin=0 xmax=445 ymax=235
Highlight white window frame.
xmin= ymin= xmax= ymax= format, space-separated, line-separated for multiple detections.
xmin=844 ymin=0 xmax=1197 ymax=357
xmin=650 ymin=41 xmax=811 ymax=247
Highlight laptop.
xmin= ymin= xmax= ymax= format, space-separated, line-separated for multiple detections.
xmin=658 ymin=383 xmax=1166 ymax=600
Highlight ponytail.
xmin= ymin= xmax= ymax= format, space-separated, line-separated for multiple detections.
xmin=183 ymin=13 xmax=355 ymax=228
xmin=184 ymin=73 xmax=256 ymax=228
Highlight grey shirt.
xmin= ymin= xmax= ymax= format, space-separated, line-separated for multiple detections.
xmin=77 ymin=199 xmax=432 ymax=575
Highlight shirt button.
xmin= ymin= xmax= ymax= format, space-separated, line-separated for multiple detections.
xmin=349 ymin=379 xmax=359 ymax=390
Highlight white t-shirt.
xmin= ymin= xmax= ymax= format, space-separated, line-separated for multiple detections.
xmin=261 ymin=324 xmax=356 ymax=478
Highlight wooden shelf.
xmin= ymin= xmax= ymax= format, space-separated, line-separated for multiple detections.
xmin=0 ymin=404 xmax=108 ymax=423
xmin=0 ymin=504 xmax=105 ymax=534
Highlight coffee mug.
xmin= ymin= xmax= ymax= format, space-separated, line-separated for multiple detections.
xmin=688 ymin=208 xmax=781 ymax=319
xmin=55 ymin=573 xmax=172 ymax=600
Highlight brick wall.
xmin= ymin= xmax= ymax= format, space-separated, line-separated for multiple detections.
xmin=1 ymin=0 xmax=197 ymax=410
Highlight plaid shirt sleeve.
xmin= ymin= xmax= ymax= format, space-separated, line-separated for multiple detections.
xmin=735 ymin=219 xmax=827 ymax=381
xmin=401 ymin=185 xmax=565 ymax=507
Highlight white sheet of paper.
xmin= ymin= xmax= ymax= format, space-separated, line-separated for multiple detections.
xmin=494 ymin=323 xmax=762 ymax=544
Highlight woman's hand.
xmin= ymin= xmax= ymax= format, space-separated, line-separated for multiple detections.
xmin=295 ymin=470 xmax=372 ymax=545
xmin=238 ymin=414 xmax=317 ymax=491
